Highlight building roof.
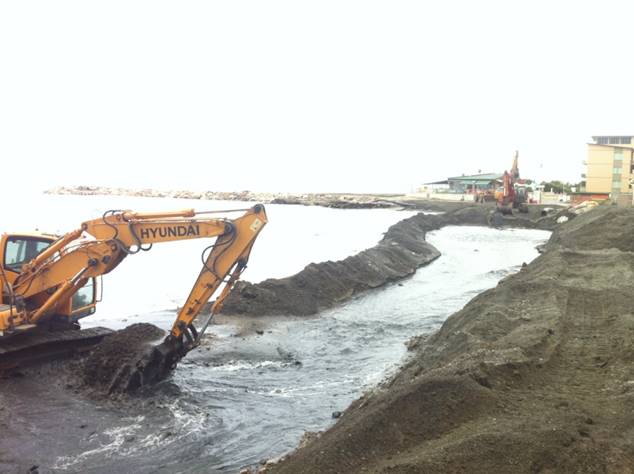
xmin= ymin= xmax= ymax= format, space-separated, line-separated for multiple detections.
xmin=447 ymin=173 xmax=502 ymax=182
xmin=587 ymin=143 xmax=634 ymax=151
xmin=423 ymin=180 xmax=449 ymax=185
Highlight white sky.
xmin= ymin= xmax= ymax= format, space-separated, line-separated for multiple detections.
xmin=1 ymin=1 xmax=632 ymax=194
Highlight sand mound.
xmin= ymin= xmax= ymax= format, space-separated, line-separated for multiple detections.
xmin=223 ymin=207 xmax=560 ymax=317
xmin=80 ymin=323 xmax=166 ymax=394
xmin=269 ymin=205 xmax=634 ymax=473
xmin=548 ymin=205 xmax=634 ymax=252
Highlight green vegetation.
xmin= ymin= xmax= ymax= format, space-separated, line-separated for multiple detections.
xmin=540 ymin=180 xmax=583 ymax=193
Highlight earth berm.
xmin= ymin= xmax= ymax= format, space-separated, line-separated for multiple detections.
xmin=223 ymin=205 xmax=563 ymax=317
xmin=266 ymin=205 xmax=634 ymax=474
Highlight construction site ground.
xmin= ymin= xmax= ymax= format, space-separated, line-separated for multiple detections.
xmin=267 ymin=205 xmax=634 ymax=473
xmin=4 ymin=200 xmax=628 ymax=473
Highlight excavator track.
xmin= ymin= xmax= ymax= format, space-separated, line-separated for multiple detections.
xmin=0 ymin=326 xmax=113 ymax=373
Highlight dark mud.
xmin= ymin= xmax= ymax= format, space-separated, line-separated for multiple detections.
xmin=222 ymin=206 xmax=563 ymax=317
xmin=79 ymin=323 xmax=166 ymax=395
xmin=268 ymin=205 xmax=634 ymax=474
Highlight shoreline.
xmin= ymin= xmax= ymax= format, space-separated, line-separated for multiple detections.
xmin=0 ymin=199 xmax=577 ymax=473
xmin=45 ymin=186 xmax=406 ymax=209
xmin=221 ymin=205 xmax=565 ymax=318
xmin=266 ymin=205 xmax=634 ymax=473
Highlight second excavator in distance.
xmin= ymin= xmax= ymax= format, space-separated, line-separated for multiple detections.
xmin=495 ymin=150 xmax=528 ymax=214
xmin=0 ymin=204 xmax=268 ymax=390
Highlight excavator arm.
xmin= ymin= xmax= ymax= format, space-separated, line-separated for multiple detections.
xmin=1 ymin=205 xmax=267 ymax=353
xmin=87 ymin=204 xmax=266 ymax=346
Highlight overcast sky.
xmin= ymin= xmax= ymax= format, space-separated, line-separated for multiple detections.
xmin=1 ymin=1 xmax=632 ymax=194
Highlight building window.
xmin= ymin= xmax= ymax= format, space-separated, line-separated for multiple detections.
xmin=614 ymin=151 xmax=624 ymax=161
xmin=596 ymin=136 xmax=632 ymax=145
xmin=613 ymin=168 xmax=622 ymax=174
xmin=612 ymin=181 xmax=622 ymax=189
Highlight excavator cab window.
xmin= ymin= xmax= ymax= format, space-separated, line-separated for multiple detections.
xmin=4 ymin=237 xmax=52 ymax=273
xmin=71 ymin=278 xmax=97 ymax=319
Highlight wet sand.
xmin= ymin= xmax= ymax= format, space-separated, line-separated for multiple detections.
xmin=221 ymin=205 xmax=564 ymax=317
xmin=267 ymin=205 xmax=634 ymax=473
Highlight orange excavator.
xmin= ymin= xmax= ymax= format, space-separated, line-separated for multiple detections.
xmin=494 ymin=151 xmax=528 ymax=214
xmin=0 ymin=205 xmax=267 ymax=386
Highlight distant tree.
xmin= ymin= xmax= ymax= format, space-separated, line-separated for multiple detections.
xmin=541 ymin=180 xmax=575 ymax=193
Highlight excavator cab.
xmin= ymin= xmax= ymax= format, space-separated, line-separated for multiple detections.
xmin=3 ymin=235 xmax=53 ymax=274
xmin=0 ymin=233 xmax=99 ymax=333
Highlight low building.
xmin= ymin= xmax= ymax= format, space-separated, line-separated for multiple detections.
xmin=447 ymin=173 xmax=502 ymax=194
xmin=418 ymin=180 xmax=450 ymax=193
xmin=585 ymin=136 xmax=634 ymax=205
xmin=415 ymin=173 xmax=502 ymax=202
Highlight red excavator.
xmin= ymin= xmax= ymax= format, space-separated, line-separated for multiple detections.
xmin=494 ymin=151 xmax=528 ymax=214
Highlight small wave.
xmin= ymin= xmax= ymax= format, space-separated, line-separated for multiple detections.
xmin=207 ymin=359 xmax=288 ymax=372
xmin=53 ymin=416 xmax=145 ymax=470
xmin=53 ymin=402 xmax=214 ymax=471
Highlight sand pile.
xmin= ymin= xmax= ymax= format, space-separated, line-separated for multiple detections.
xmin=548 ymin=205 xmax=634 ymax=252
xmin=268 ymin=206 xmax=634 ymax=473
xmin=222 ymin=206 xmax=562 ymax=317
xmin=80 ymin=323 xmax=166 ymax=394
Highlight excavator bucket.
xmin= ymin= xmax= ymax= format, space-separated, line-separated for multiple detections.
xmin=79 ymin=323 xmax=191 ymax=394
xmin=105 ymin=337 xmax=187 ymax=394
